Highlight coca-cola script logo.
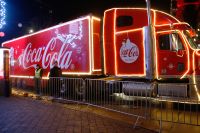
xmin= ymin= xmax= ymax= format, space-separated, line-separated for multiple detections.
xmin=12 ymin=21 xmax=83 ymax=70
xmin=120 ymin=38 xmax=139 ymax=63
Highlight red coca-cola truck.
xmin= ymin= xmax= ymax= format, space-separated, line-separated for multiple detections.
xmin=2 ymin=8 xmax=200 ymax=99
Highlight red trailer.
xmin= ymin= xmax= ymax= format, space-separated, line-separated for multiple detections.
xmin=3 ymin=15 xmax=102 ymax=78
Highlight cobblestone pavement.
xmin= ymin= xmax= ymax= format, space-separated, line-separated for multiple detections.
xmin=0 ymin=96 xmax=155 ymax=133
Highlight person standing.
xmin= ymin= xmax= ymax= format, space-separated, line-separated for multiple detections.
xmin=34 ymin=64 xmax=43 ymax=95
xmin=49 ymin=61 xmax=62 ymax=97
xmin=49 ymin=61 xmax=62 ymax=77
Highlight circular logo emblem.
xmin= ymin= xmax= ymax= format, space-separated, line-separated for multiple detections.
xmin=120 ymin=39 xmax=139 ymax=63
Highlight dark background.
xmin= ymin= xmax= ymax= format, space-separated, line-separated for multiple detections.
xmin=0 ymin=0 xmax=199 ymax=44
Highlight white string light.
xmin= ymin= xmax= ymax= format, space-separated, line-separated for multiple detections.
xmin=0 ymin=0 xmax=6 ymax=29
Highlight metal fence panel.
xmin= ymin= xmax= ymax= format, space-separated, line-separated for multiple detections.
xmin=9 ymin=77 xmax=200 ymax=131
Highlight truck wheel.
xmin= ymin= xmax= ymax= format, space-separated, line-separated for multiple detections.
xmin=85 ymin=80 xmax=105 ymax=101
xmin=74 ymin=80 xmax=85 ymax=99
xmin=22 ymin=80 xmax=27 ymax=90
xmin=17 ymin=79 xmax=22 ymax=89
xmin=11 ymin=78 xmax=17 ymax=88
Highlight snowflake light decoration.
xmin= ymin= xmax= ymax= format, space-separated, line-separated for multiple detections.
xmin=0 ymin=0 xmax=6 ymax=29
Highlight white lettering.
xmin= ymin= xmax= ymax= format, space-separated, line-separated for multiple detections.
xmin=16 ymin=21 xmax=83 ymax=70
xmin=17 ymin=37 xmax=73 ymax=70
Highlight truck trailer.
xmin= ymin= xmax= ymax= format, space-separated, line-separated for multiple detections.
xmin=2 ymin=8 xmax=200 ymax=99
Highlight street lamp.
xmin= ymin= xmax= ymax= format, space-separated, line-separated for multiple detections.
xmin=29 ymin=29 xmax=34 ymax=34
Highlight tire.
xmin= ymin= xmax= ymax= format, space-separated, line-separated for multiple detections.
xmin=17 ymin=79 xmax=22 ymax=89
xmin=22 ymin=79 xmax=27 ymax=90
xmin=11 ymin=78 xmax=16 ymax=88
xmin=75 ymin=80 xmax=85 ymax=96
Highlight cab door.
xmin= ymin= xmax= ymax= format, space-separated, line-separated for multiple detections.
xmin=156 ymin=32 xmax=188 ymax=78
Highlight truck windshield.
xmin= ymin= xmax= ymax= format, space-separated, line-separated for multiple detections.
xmin=183 ymin=30 xmax=198 ymax=49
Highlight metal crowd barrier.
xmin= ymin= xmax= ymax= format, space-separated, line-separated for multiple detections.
xmin=10 ymin=77 xmax=200 ymax=132
xmin=150 ymin=83 xmax=200 ymax=132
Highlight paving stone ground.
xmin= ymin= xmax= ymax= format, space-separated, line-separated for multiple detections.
xmin=0 ymin=96 xmax=155 ymax=133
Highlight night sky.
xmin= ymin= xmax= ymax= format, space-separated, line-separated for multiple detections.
xmin=0 ymin=0 xmax=199 ymax=44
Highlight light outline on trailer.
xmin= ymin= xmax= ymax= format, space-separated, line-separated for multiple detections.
xmin=91 ymin=16 xmax=102 ymax=72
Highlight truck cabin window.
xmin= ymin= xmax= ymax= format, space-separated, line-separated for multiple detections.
xmin=117 ymin=16 xmax=133 ymax=27
xmin=159 ymin=34 xmax=170 ymax=50
xmin=159 ymin=33 xmax=184 ymax=51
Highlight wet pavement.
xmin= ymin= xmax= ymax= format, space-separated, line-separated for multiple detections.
xmin=0 ymin=96 xmax=155 ymax=133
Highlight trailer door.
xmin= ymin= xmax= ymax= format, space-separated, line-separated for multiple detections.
xmin=157 ymin=32 xmax=188 ymax=78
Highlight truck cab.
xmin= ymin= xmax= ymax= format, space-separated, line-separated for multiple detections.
xmin=103 ymin=8 xmax=200 ymax=98
xmin=103 ymin=8 xmax=199 ymax=79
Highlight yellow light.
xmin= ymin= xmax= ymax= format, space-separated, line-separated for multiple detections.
xmin=93 ymin=69 xmax=101 ymax=72
xmin=143 ymin=27 xmax=147 ymax=77
xmin=154 ymin=22 xmax=191 ymax=33
xmin=153 ymin=10 xmax=156 ymax=26
xmin=114 ymin=9 xmax=117 ymax=75
xmin=62 ymin=72 xmax=92 ymax=75
xmin=0 ymin=48 xmax=9 ymax=51
xmin=91 ymin=16 xmax=94 ymax=72
xmin=179 ymin=31 xmax=192 ymax=79
xmin=89 ymin=16 xmax=92 ymax=75
xmin=103 ymin=10 xmax=107 ymax=74
xmin=91 ymin=16 xmax=102 ymax=72
xmin=10 ymin=75 xmax=34 ymax=78
xmin=192 ymin=51 xmax=200 ymax=101
xmin=92 ymin=16 xmax=101 ymax=21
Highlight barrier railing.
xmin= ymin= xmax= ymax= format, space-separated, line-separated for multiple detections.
xmin=10 ymin=77 xmax=200 ymax=132
xmin=150 ymin=83 xmax=200 ymax=132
